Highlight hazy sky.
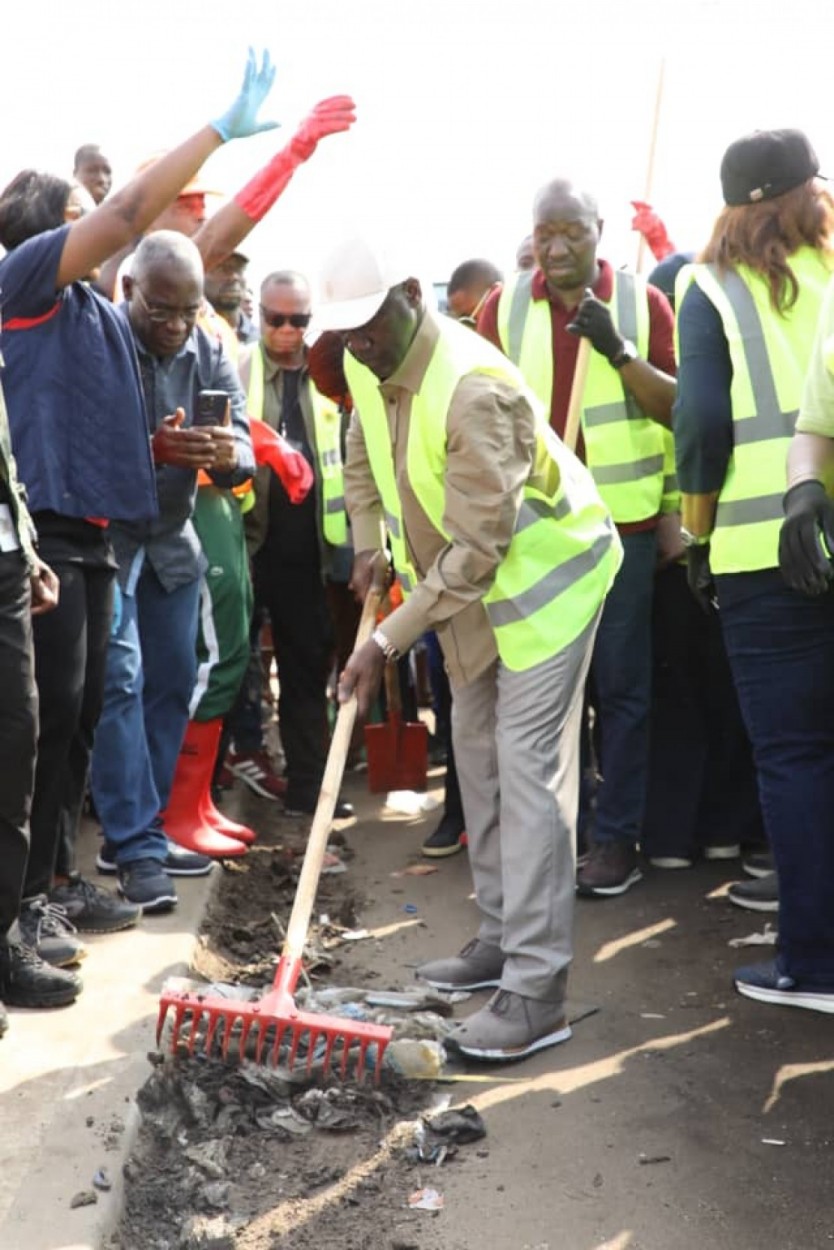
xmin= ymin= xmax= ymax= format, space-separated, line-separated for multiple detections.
xmin=4 ymin=0 xmax=833 ymax=291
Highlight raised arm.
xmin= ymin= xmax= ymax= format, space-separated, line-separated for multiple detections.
xmin=56 ymin=48 xmax=278 ymax=289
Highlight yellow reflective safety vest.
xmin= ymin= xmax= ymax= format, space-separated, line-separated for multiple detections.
xmin=677 ymin=250 xmax=832 ymax=573
xmin=247 ymin=345 xmax=348 ymax=546
xmin=496 ymin=269 xmax=666 ymax=524
xmin=344 ymin=318 xmax=622 ymax=671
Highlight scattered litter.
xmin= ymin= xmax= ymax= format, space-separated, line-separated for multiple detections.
xmin=339 ymin=928 xmax=371 ymax=941
xmin=70 ymin=1190 xmax=98 ymax=1209
xmin=403 ymin=904 xmax=419 ymax=915
xmin=728 ymin=924 xmax=778 ymax=948
xmin=92 ymin=1167 xmax=112 ymax=1192
xmin=638 ymin=1153 xmax=671 ymax=1166
xmin=640 ymin=1013 xmax=666 ymax=1019
xmin=386 ymin=790 xmax=441 ymax=816
xmin=385 ymin=1039 xmax=447 ymax=1079
xmin=408 ymin=1186 xmax=444 ymax=1210
xmin=762 ymin=1138 xmax=786 ymax=1147
xmin=391 ymin=864 xmax=439 ymax=877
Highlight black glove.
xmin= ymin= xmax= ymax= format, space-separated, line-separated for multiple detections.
xmin=686 ymin=543 xmax=716 ymax=614
xmin=567 ymin=291 xmax=624 ymax=362
xmin=778 ymin=480 xmax=834 ymax=595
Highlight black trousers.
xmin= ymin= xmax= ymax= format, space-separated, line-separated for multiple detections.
xmin=26 ymin=561 xmax=114 ymax=895
xmin=254 ymin=557 xmax=333 ymax=810
xmin=0 ymin=551 xmax=38 ymax=938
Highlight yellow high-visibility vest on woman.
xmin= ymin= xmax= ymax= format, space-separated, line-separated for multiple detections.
xmin=677 ymin=249 xmax=832 ymax=573
xmin=344 ymin=317 xmax=622 ymax=671
xmin=496 ymin=268 xmax=666 ymax=524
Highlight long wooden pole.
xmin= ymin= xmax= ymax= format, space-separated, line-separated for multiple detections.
xmin=636 ymin=57 xmax=666 ymax=274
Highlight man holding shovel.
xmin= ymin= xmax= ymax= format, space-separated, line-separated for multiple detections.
xmin=317 ymin=236 xmax=621 ymax=1061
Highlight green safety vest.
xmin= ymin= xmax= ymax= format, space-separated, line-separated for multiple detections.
xmin=247 ymin=346 xmax=348 ymax=546
xmin=344 ymin=317 xmax=622 ymax=672
xmin=677 ymin=250 xmax=832 ymax=574
xmin=497 ymin=269 xmax=666 ymax=524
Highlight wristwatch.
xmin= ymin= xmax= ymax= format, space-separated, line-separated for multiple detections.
xmin=679 ymin=526 xmax=711 ymax=548
xmin=610 ymin=339 xmax=639 ymax=369
xmin=372 ymin=627 xmax=400 ymax=663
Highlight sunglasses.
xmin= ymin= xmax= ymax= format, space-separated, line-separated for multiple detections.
xmin=260 ymin=307 xmax=312 ymax=329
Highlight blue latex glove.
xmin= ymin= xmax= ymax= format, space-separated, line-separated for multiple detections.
xmin=210 ymin=48 xmax=280 ymax=142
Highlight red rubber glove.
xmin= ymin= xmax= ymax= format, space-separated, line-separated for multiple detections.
xmin=249 ymin=419 xmax=314 ymax=503
xmin=235 ymin=95 xmax=357 ymax=222
xmin=630 ymin=200 xmax=675 ymax=261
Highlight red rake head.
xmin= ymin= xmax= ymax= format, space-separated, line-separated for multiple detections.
xmin=157 ymin=987 xmax=393 ymax=1083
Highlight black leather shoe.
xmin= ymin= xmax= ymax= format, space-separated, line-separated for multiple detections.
xmin=0 ymin=942 xmax=81 ymax=1008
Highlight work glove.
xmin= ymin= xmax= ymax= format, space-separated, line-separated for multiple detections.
xmin=289 ymin=95 xmax=357 ymax=162
xmin=778 ymin=479 xmax=834 ymax=595
xmin=210 ymin=47 xmax=279 ymax=142
xmin=567 ymin=291 xmax=624 ymax=363
xmin=235 ymin=94 xmax=357 ymax=223
xmin=630 ymin=200 xmax=675 ymax=261
xmin=686 ymin=543 xmax=716 ymax=615
xmin=249 ymin=417 xmax=314 ymax=504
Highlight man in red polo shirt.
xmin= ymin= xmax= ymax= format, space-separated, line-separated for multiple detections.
xmin=479 ymin=177 xmax=676 ymax=897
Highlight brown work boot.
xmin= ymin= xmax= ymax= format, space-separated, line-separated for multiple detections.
xmin=416 ymin=938 xmax=503 ymax=991
xmin=576 ymin=840 xmax=642 ymax=897
xmin=448 ymin=989 xmax=571 ymax=1061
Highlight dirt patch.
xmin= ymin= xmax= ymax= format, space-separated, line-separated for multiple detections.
xmin=109 ymin=796 xmax=476 ymax=1250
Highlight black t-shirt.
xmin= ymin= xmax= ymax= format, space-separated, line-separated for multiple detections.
xmin=262 ymin=369 xmax=319 ymax=566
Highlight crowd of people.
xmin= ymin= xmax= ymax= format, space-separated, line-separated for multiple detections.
xmin=1 ymin=66 xmax=833 ymax=1054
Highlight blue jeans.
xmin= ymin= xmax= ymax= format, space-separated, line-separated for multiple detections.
xmin=588 ymin=529 xmax=656 ymax=846
xmin=719 ymin=577 xmax=834 ymax=987
xmin=91 ymin=562 xmax=199 ymax=866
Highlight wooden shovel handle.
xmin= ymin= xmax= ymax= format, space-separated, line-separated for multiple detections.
xmin=563 ymin=335 xmax=591 ymax=454
xmin=282 ymin=556 xmax=386 ymax=962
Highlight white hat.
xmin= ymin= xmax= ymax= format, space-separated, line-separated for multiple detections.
xmin=311 ymin=236 xmax=411 ymax=333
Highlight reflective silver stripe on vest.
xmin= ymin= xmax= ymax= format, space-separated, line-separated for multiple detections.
xmin=707 ymin=264 xmax=798 ymax=447
xmin=515 ymin=494 xmax=572 ymax=532
xmin=487 ymin=528 xmax=614 ymax=628
xmin=592 ymin=454 xmax=665 ymax=486
xmin=507 ymin=269 xmax=535 ymax=365
xmin=584 ymin=401 xmax=626 ymax=428
xmin=715 ymin=494 xmax=784 ymax=526
xmin=384 ymin=509 xmax=401 ymax=538
xmin=615 ymin=271 xmax=643 ymax=422
xmin=321 ymin=448 xmax=340 ymax=467
xmin=325 ymin=496 xmax=345 ymax=514
xmin=663 ymin=473 xmax=679 ymax=494
xmin=398 ymin=569 xmax=414 ymax=593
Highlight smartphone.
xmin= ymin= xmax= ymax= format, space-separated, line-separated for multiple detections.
xmin=194 ymin=390 xmax=229 ymax=427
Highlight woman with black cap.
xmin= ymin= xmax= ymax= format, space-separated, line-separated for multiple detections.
xmin=674 ymin=127 xmax=834 ymax=1015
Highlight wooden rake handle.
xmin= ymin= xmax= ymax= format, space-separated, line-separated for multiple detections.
xmin=282 ymin=557 xmax=386 ymax=963
xmin=563 ymin=335 xmax=591 ymax=454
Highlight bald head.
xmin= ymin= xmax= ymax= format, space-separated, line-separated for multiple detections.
xmin=532 ymin=178 xmax=602 ymax=300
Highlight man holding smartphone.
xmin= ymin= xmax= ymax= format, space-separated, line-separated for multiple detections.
xmin=89 ymin=231 xmax=255 ymax=912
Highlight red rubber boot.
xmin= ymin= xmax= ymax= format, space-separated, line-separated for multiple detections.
xmin=162 ymin=720 xmax=249 ymax=857
xmin=194 ymin=718 xmax=257 ymax=845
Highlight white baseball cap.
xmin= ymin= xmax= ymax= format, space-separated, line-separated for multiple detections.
xmin=311 ymin=236 xmax=411 ymax=333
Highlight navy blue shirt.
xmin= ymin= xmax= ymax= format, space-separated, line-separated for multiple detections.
xmin=673 ymin=283 xmax=734 ymax=494
xmin=0 ymin=226 xmax=157 ymax=522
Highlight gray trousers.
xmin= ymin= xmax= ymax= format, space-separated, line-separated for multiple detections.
xmin=451 ymin=613 xmax=599 ymax=1001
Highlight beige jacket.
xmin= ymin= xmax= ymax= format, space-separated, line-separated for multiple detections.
xmin=344 ymin=310 xmax=538 ymax=688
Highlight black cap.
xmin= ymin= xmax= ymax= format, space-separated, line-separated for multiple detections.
xmin=720 ymin=129 xmax=820 ymax=206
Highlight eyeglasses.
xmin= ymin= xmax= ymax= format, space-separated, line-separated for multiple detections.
xmin=259 ymin=307 xmax=312 ymax=329
xmin=133 ymin=285 xmax=200 ymax=325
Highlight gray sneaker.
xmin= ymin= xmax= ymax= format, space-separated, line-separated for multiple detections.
xmin=728 ymin=871 xmax=779 ymax=913
xmin=416 ymin=938 xmax=503 ymax=991
xmin=448 ymin=989 xmax=571 ymax=1061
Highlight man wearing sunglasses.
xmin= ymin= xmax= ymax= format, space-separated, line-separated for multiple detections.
xmin=238 ymin=271 xmax=352 ymax=819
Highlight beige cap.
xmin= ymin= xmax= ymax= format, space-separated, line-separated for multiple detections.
xmin=311 ymin=236 xmax=410 ymax=333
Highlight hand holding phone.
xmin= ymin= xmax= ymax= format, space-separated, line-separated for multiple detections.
xmin=194 ymin=390 xmax=230 ymax=427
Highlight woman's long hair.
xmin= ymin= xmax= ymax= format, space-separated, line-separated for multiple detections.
xmin=0 ymin=169 xmax=71 ymax=251
xmin=699 ymin=179 xmax=834 ymax=313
